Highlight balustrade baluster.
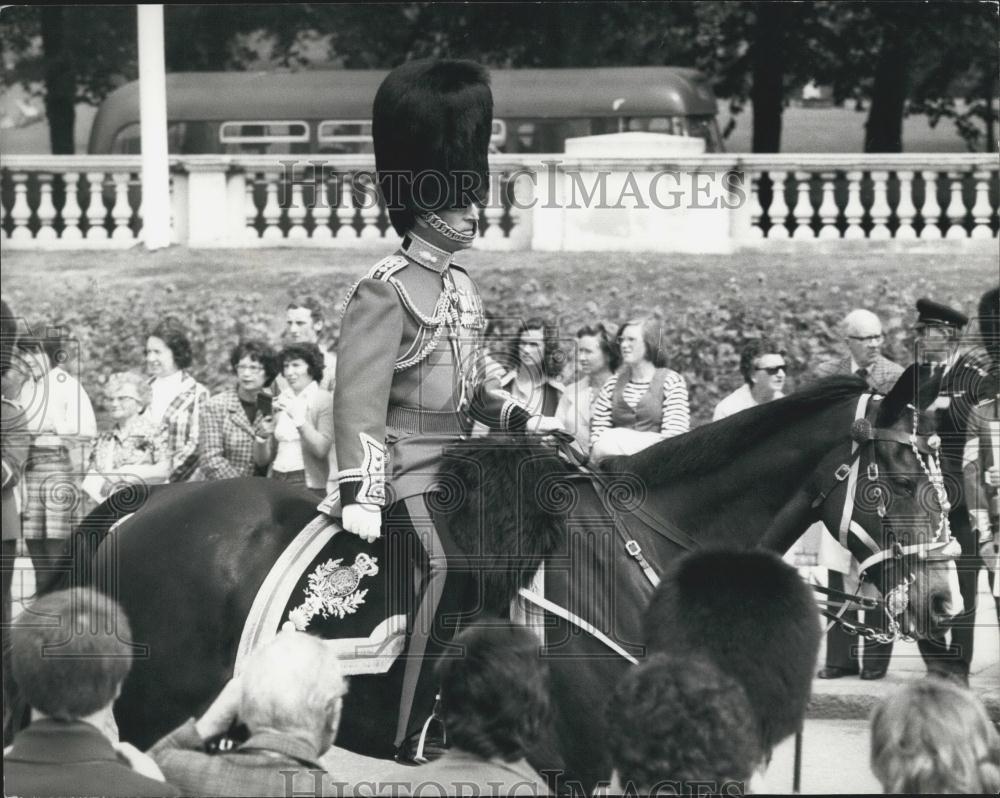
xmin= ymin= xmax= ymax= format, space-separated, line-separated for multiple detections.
xmin=894 ymin=170 xmax=917 ymax=239
xmin=359 ymin=175 xmax=381 ymax=239
xmin=62 ymin=172 xmax=83 ymax=241
xmin=85 ymin=172 xmax=109 ymax=241
xmin=312 ymin=174 xmax=332 ymax=240
xmin=791 ymin=172 xmax=814 ymax=239
xmin=745 ymin=172 xmax=765 ymax=239
xmin=843 ymin=170 xmax=865 ymax=239
xmin=35 ymin=174 xmax=58 ymax=241
xmin=244 ymin=174 xmax=261 ymax=239
xmin=287 ymin=181 xmax=307 ymax=240
xmin=335 ymin=173 xmax=358 ymax=239
xmin=944 ymin=171 xmax=968 ymax=239
xmin=970 ymin=169 xmax=994 ymax=239
xmin=767 ymin=171 xmax=789 ymax=239
xmin=261 ymin=176 xmax=283 ymax=240
xmin=9 ymin=173 xmax=32 ymax=241
xmin=919 ymin=171 xmax=942 ymax=239
xmin=868 ymin=171 xmax=891 ymax=239
xmin=483 ymin=173 xmax=505 ymax=240
xmin=110 ymin=173 xmax=133 ymax=241
xmin=817 ymin=171 xmax=840 ymax=239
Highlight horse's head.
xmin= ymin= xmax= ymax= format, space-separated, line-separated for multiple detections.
xmin=815 ymin=363 xmax=959 ymax=642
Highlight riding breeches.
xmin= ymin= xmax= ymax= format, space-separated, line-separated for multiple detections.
xmin=384 ymin=494 xmax=477 ymax=748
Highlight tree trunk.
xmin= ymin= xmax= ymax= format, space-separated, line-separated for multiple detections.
xmin=41 ymin=6 xmax=75 ymax=154
xmin=750 ymin=2 xmax=786 ymax=153
xmin=864 ymin=19 xmax=909 ymax=153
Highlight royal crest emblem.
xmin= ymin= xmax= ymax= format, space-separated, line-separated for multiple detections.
xmin=287 ymin=553 xmax=380 ymax=630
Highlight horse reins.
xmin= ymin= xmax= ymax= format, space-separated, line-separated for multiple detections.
xmin=807 ymin=393 xmax=957 ymax=643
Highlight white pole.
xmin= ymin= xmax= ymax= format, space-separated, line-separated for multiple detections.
xmin=137 ymin=5 xmax=171 ymax=249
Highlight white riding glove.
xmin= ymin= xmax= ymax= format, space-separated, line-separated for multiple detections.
xmin=342 ymin=502 xmax=382 ymax=543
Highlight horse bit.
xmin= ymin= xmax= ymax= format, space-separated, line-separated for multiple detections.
xmin=809 ymin=394 xmax=959 ymax=644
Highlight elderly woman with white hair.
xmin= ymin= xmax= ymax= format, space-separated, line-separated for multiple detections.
xmin=82 ymin=371 xmax=169 ymax=503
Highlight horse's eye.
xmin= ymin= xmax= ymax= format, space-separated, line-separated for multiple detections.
xmin=893 ymin=477 xmax=915 ymax=494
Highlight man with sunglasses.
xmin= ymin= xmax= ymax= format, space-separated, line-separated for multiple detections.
xmin=712 ymin=338 xmax=787 ymax=421
xmin=814 ymin=308 xmax=903 ymax=681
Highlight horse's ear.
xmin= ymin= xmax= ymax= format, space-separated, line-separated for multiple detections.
xmin=876 ymin=363 xmax=942 ymax=426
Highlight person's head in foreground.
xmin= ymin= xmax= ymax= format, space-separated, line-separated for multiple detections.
xmin=869 ymin=677 xmax=1000 ymax=794
xmin=436 ymin=622 xmax=550 ymax=762
xmin=643 ymin=549 xmax=821 ymax=759
xmin=607 ymin=653 xmax=762 ymax=794
xmin=10 ymin=587 xmax=133 ymax=727
xmin=239 ymin=627 xmax=346 ymax=753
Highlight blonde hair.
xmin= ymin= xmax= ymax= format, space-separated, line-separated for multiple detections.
xmin=870 ymin=679 xmax=1000 ymax=794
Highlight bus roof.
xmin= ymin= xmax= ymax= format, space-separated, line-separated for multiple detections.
xmin=88 ymin=66 xmax=718 ymax=152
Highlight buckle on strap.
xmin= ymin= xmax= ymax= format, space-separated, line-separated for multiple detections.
xmin=834 ymin=463 xmax=852 ymax=481
xmin=625 ymin=540 xmax=642 ymax=557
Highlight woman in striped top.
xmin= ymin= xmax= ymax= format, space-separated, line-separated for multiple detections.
xmin=590 ymin=317 xmax=690 ymax=464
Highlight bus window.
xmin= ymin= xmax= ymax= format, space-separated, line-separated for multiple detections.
xmin=688 ymin=116 xmax=723 ymax=152
xmin=111 ymin=122 xmax=198 ymax=154
xmin=219 ymin=121 xmax=310 ymax=154
xmin=317 ymin=120 xmax=372 ymax=154
xmin=490 ymin=119 xmax=507 ymax=152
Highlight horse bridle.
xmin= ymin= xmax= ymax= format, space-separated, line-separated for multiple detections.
xmin=808 ymin=393 xmax=958 ymax=643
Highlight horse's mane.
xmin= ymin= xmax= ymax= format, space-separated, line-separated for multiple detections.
xmin=607 ymin=375 xmax=868 ymax=486
xmin=439 ymin=437 xmax=569 ymax=615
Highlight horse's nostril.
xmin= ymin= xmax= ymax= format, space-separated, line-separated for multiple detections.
xmin=931 ymin=592 xmax=949 ymax=617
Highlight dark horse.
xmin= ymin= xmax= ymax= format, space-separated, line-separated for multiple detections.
xmin=6 ymin=369 xmax=957 ymax=791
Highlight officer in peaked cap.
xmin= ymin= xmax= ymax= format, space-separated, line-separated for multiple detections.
xmin=317 ymin=59 xmax=563 ymax=761
xmin=913 ymin=295 xmax=986 ymax=685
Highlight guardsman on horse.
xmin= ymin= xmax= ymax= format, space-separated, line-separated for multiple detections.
xmin=316 ymin=58 xmax=563 ymax=762
xmin=913 ymin=297 xmax=990 ymax=685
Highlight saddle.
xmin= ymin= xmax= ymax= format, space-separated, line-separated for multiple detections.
xmin=236 ymin=512 xmax=406 ymax=677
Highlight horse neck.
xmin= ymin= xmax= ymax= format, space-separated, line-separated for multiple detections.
xmin=634 ymin=396 xmax=856 ymax=555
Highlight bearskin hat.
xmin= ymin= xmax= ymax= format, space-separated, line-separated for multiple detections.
xmin=372 ymin=59 xmax=493 ymax=236
xmin=642 ymin=549 xmax=821 ymax=755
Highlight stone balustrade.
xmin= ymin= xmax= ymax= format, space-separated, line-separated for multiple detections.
xmin=2 ymin=153 xmax=996 ymax=251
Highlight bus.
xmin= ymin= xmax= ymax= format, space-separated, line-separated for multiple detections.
xmin=87 ymin=66 xmax=724 ymax=156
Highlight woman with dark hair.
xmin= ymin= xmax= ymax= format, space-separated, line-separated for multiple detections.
xmin=556 ymin=323 xmax=619 ymax=452
xmin=589 ymin=316 xmax=690 ymax=464
xmin=360 ymin=622 xmax=552 ymax=793
xmin=497 ymin=318 xmax=565 ymax=420
xmin=256 ymin=343 xmax=333 ymax=497
xmin=146 ymin=319 xmax=209 ymax=482
xmin=200 ymin=340 xmax=279 ymax=480
xmin=15 ymin=325 xmax=97 ymax=582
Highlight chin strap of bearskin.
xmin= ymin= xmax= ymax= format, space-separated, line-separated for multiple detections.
xmin=419 ymin=210 xmax=477 ymax=244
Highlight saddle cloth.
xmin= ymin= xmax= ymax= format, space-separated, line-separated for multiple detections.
xmin=235 ymin=514 xmax=406 ymax=676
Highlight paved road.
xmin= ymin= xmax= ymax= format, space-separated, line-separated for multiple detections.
xmin=768 ymin=720 xmax=881 ymax=794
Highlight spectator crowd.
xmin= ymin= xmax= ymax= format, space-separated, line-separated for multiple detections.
xmin=2 ymin=285 xmax=998 ymax=796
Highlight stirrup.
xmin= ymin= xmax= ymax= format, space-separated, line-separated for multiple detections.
xmin=409 ymin=693 xmax=447 ymax=765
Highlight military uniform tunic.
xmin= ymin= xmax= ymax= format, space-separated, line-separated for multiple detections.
xmin=326 ymin=231 xmax=532 ymax=511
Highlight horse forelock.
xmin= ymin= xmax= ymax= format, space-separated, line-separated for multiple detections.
xmin=608 ymin=375 xmax=868 ymax=487
xmin=439 ymin=437 xmax=569 ymax=615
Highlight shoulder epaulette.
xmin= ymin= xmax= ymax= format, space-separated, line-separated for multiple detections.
xmin=367 ymin=255 xmax=409 ymax=282
xmin=341 ymin=256 xmax=410 ymax=314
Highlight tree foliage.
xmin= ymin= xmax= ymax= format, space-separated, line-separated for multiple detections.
xmin=1 ymin=2 xmax=995 ymax=154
